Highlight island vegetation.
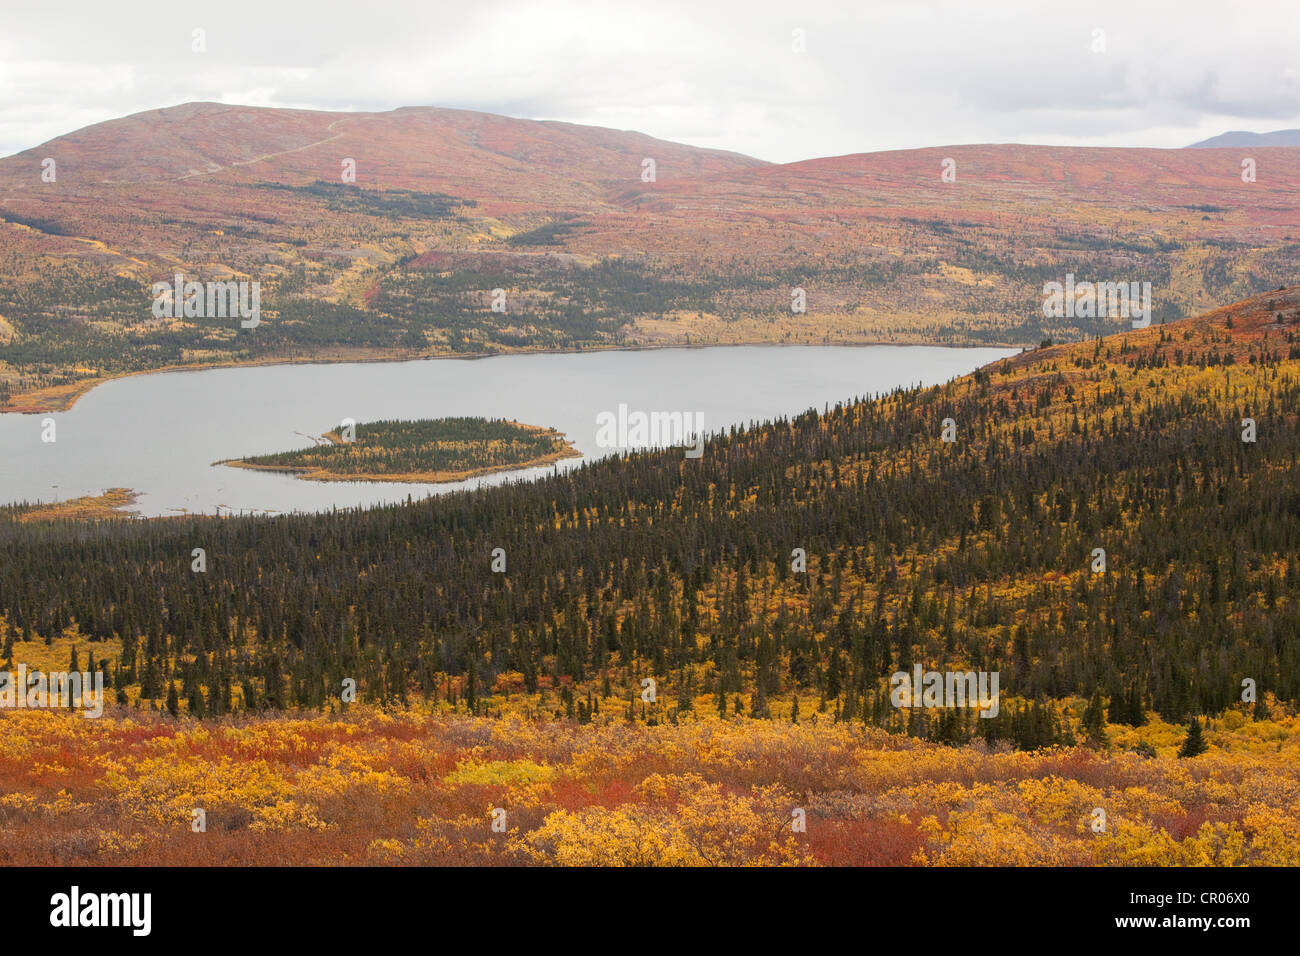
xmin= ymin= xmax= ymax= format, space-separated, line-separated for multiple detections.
xmin=217 ymin=417 xmax=580 ymax=483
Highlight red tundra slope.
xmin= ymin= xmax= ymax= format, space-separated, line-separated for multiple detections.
xmin=0 ymin=103 xmax=1297 ymax=410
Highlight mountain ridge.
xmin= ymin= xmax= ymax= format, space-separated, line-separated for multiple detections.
xmin=3 ymin=102 xmax=1300 ymax=412
xmin=1187 ymin=129 xmax=1300 ymax=148
xmin=0 ymin=101 xmax=768 ymax=193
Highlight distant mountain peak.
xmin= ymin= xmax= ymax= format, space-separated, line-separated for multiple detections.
xmin=1187 ymin=129 xmax=1300 ymax=148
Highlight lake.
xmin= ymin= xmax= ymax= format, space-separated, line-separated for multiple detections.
xmin=1 ymin=344 xmax=1017 ymax=517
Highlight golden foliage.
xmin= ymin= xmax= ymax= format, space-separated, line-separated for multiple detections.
xmin=0 ymin=707 xmax=1297 ymax=865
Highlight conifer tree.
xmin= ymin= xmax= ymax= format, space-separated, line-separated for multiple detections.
xmin=1082 ymin=689 xmax=1107 ymax=747
xmin=1178 ymin=717 xmax=1208 ymax=758
xmin=1253 ymin=695 xmax=1270 ymax=722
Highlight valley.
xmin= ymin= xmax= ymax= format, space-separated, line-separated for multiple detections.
xmin=2 ymin=102 xmax=1298 ymax=872
xmin=3 ymin=104 xmax=1298 ymax=411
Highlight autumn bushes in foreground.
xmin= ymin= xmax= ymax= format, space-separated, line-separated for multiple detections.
xmin=0 ymin=708 xmax=1297 ymax=866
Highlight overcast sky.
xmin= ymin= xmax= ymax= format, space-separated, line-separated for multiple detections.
xmin=2 ymin=0 xmax=1297 ymax=163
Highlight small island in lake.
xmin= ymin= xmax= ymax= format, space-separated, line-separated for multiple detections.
xmin=217 ymin=417 xmax=580 ymax=483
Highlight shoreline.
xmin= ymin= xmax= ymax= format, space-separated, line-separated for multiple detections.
xmin=12 ymin=487 xmax=141 ymax=522
xmin=0 ymin=338 xmax=1028 ymax=416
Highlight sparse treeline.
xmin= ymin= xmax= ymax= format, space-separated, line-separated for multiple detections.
xmin=2 ymin=323 xmax=1299 ymax=749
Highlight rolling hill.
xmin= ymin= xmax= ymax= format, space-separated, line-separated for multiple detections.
xmin=2 ymin=103 xmax=1299 ymax=410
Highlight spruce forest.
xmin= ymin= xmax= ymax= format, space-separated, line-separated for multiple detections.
xmin=4 ymin=286 xmax=1299 ymax=737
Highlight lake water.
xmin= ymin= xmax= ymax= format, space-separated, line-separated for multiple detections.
xmin=1 ymin=345 xmax=1016 ymax=517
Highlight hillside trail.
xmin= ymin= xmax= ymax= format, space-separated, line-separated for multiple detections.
xmin=174 ymin=118 xmax=349 ymax=181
